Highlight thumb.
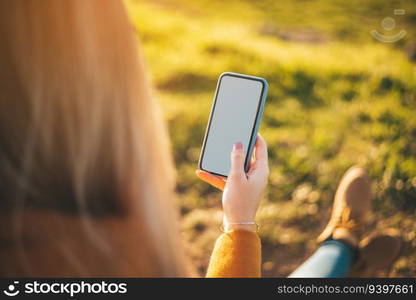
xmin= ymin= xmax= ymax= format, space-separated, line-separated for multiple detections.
xmin=229 ymin=142 xmax=246 ymax=176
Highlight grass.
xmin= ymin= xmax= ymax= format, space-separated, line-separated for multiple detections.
xmin=124 ymin=0 xmax=416 ymax=277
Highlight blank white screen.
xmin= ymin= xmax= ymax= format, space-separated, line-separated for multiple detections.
xmin=201 ymin=75 xmax=263 ymax=176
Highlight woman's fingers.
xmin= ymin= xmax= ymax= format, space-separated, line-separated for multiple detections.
xmin=197 ymin=136 xmax=267 ymax=188
xmin=248 ymin=134 xmax=269 ymax=177
xmin=254 ymin=134 xmax=268 ymax=167
xmin=229 ymin=142 xmax=246 ymax=179
xmin=195 ymin=170 xmax=226 ymax=191
xmin=249 ymin=152 xmax=256 ymax=169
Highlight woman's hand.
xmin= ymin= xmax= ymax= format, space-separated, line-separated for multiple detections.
xmin=196 ymin=134 xmax=269 ymax=231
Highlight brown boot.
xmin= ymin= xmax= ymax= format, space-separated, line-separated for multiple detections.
xmin=317 ymin=166 xmax=372 ymax=248
xmin=350 ymin=229 xmax=403 ymax=277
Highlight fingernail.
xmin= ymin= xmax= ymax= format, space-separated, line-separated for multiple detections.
xmin=233 ymin=142 xmax=243 ymax=151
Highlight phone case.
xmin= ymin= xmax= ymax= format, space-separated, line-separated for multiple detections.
xmin=198 ymin=72 xmax=269 ymax=177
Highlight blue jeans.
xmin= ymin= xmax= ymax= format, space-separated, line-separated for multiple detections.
xmin=288 ymin=239 xmax=355 ymax=278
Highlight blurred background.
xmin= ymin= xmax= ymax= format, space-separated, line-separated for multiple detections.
xmin=124 ymin=0 xmax=416 ymax=277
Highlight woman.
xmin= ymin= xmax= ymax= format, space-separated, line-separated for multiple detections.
xmin=0 ymin=0 xmax=268 ymax=277
xmin=0 ymin=0 xmax=401 ymax=278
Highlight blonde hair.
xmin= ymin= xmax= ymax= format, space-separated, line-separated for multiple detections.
xmin=0 ymin=0 xmax=188 ymax=276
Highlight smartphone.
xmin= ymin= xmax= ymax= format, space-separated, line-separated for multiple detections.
xmin=198 ymin=72 xmax=268 ymax=177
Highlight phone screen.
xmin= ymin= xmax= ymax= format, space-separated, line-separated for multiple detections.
xmin=200 ymin=74 xmax=265 ymax=176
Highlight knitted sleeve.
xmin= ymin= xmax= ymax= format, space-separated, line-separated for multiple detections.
xmin=206 ymin=230 xmax=261 ymax=277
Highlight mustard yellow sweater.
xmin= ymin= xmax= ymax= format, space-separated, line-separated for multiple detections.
xmin=206 ymin=230 xmax=261 ymax=277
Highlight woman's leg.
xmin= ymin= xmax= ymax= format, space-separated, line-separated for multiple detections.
xmin=288 ymin=239 xmax=355 ymax=278
xmin=288 ymin=166 xmax=371 ymax=278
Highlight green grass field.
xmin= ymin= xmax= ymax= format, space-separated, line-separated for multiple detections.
xmin=125 ymin=0 xmax=416 ymax=276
